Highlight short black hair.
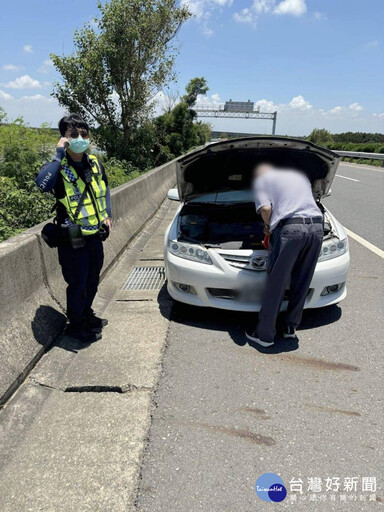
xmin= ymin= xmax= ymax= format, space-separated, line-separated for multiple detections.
xmin=58 ymin=114 xmax=89 ymax=136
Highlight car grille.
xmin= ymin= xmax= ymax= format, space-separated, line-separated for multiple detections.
xmin=207 ymin=288 xmax=240 ymax=300
xmin=207 ymin=287 xmax=313 ymax=302
xmin=219 ymin=253 xmax=267 ymax=272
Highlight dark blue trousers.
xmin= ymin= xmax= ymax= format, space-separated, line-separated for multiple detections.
xmin=58 ymin=234 xmax=104 ymax=328
xmin=258 ymin=220 xmax=323 ymax=342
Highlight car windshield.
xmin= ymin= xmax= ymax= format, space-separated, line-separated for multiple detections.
xmin=189 ymin=189 xmax=254 ymax=204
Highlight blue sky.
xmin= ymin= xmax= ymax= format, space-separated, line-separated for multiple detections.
xmin=0 ymin=0 xmax=383 ymax=135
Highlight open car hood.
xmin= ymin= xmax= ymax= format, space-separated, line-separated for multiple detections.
xmin=176 ymin=136 xmax=340 ymax=202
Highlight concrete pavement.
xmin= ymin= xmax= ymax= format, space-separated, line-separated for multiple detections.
xmin=0 ymin=200 xmax=177 ymax=512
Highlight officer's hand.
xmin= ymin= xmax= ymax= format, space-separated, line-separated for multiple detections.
xmin=105 ymin=217 xmax=113 ymax=232
xmin=57 ymin=137 xmax=69 ymax=148
xmin=263 ymin=226 xmax=271 ymax=236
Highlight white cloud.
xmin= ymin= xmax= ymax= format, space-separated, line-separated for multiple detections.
xmin=2 ymin=64 xmax=22 ymax=71
xmin=349 ymin=102 xmax=363 ymax=112
xmin=233 ymin=0 xmax=307 ymax=28
xmin=38 ymin=58 xmax=54 ymax=73
xmin=253 ymin=0 xmax=275 ymax=13
xmin=273 ymin=0 xmax=307 ymax=16
xmin=196 ymin=93 xmax=223 ymax=106
xmin=233 ymin=7 xmax=258 ymax=26
xmin=18 ymin=94 xmax=52 ymax=102
xmin=373 ymin=112 xmax=384 ymax=118
xmin=328 ymin=103 xmax=363 ymax=116
xmin=0 ymin=93 xmax=64 ymax=126
xmin=0 ymin=89 xmax=14 ymax=101
xmin=363 ymin=40 xmax=379 ymax=50
xmin=289 ymin=95 xmax=312 ymax=110
xmin=182 ymin=0 xmax=233 ymax=20
xmin=23 ymin=45 xmax=33 ymax=54
xmin=2 ymin=75 xmax=42 ymax=89
xmin=181 ymin=0 xmax=233 ymax=35
xmin=255 ymin=98 xmax=278 ymax=111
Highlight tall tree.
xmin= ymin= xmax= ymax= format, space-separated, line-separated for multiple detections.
xmin=182 ymin=77 xmax=209 ymax=107
xmin=51 ymin=0 xmax=190 ymax=159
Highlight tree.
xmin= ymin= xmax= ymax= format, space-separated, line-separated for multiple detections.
xmin=154 ymin=78 xmax=211 ymax=156
xmin=161 ymin=87 xmax=180 ymax=113
xmin=51 ymin=0 xmax=190 ymax=160
xmin=0 ymin=114 xmax=58 ymax=241
xmin=181 ymin=77 xmax=209 ymax=107
xmin=307 ymin=128 xmax=333 ymax=145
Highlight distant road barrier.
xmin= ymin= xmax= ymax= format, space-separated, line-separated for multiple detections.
xmin=336 ymin=150 xmax=384 ymax=166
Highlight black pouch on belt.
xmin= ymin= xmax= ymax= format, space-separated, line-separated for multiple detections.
xmin=41 ymin=220 xmax=62 ymax=248
xmin=67 ymin=223 xmax=85 ymax=249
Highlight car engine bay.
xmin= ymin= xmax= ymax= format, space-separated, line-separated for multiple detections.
xmin=178 ymin=201 xmax=333 ymax=250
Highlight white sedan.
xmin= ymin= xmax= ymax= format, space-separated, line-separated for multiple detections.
xmin=164 ymin=137 xmax=349 ymax=312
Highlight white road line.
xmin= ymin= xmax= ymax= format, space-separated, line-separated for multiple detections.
xmin=345 ymin=228 xmax=384 ymax=259
xmin=336 ymin=174 xmax=360 ymax=182
xmin=341 ymin=163 xmax=384 ymax=173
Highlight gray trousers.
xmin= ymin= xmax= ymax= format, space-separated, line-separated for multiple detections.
xmin=257 ymin=220 xmax=323 ymax=342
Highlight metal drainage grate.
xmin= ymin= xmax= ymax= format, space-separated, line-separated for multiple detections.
xmin=122 ymin=266 xmax=166 ymax=291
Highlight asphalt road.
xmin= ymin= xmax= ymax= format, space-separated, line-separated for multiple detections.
xmin=136 ymin=163 xmax=384 ymax=511
xmin=323 ymin=162 xmax=384 ymax=250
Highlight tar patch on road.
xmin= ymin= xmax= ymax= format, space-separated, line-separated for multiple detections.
xmin=279 ymin=354 xmax=360 ymax=372
xmin=310 ymin=405 xmax=361 ymax=417
xmin=184 ymin=420 xmax=276 ymax=446
xmin=240 ymin=407 xmax=271 ymax=420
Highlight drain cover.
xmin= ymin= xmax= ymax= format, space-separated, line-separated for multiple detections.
xmin=122 ymin=266 xmax=166 ymax=291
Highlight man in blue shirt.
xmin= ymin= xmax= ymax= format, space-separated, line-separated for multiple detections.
xmin=36 ymin=114 xmax=112 ymax=343
xmin=246 ymin=163 xmax=323 ymax=347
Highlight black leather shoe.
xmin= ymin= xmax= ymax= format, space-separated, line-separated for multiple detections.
xmin=86 ymin=313 xmax=108 ymax=329
xmin=64 ymin=324 xmax=102 ymax=343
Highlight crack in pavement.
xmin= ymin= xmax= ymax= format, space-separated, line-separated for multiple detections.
xmin=30 ymin=378 xmax=153 ymax=394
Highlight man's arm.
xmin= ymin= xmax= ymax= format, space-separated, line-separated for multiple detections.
xmin=35 ymin=139 xmax=68 ymax=192
xmin=260 ymin=205 xmax=272 ymax=234
xmin=254 ymin=177 xmax=272 ymax=233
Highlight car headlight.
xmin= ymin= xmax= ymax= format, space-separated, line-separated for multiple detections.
xmin=167 ymin=240 xmax=213 ymax=265
xmin=318 ymin=236 xmax=348 ymax=262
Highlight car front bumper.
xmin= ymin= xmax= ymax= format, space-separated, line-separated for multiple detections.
xmin=165 ymin=247 xmax=349 ymax=312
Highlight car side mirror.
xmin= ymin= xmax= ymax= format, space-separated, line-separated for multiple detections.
xmin=325 ymin=188 xmax=332 ymax=197
xmin=167 ymin=188 xmax=180 ymax=201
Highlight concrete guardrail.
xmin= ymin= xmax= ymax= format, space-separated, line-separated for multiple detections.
xmin=0 ymin=157 xmax=178 ymax=406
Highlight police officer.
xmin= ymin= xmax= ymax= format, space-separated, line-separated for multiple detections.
xmin=36 ymin=114 xmax=112 ymax=343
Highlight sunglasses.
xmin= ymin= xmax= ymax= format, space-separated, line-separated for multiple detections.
xmin=69 ymin=129 xmax=89 ymax=139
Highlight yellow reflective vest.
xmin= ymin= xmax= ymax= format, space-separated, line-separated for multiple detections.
xmin=58 ymin=154 xmax=109 ymax=235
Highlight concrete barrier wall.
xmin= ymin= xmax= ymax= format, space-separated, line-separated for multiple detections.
xmin=0 ymin=158 xmax=177 ymax=405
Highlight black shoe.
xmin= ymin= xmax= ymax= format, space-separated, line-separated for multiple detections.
xmin=283 ymin=326 xmax=296 ymax=339
xmin=86 ymin=313 xmax=108 ymax=329
xmin=245 ymin=328 xmax=274 ymax=347
xmin=64 ymin=324 xmax=102 ymax=343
